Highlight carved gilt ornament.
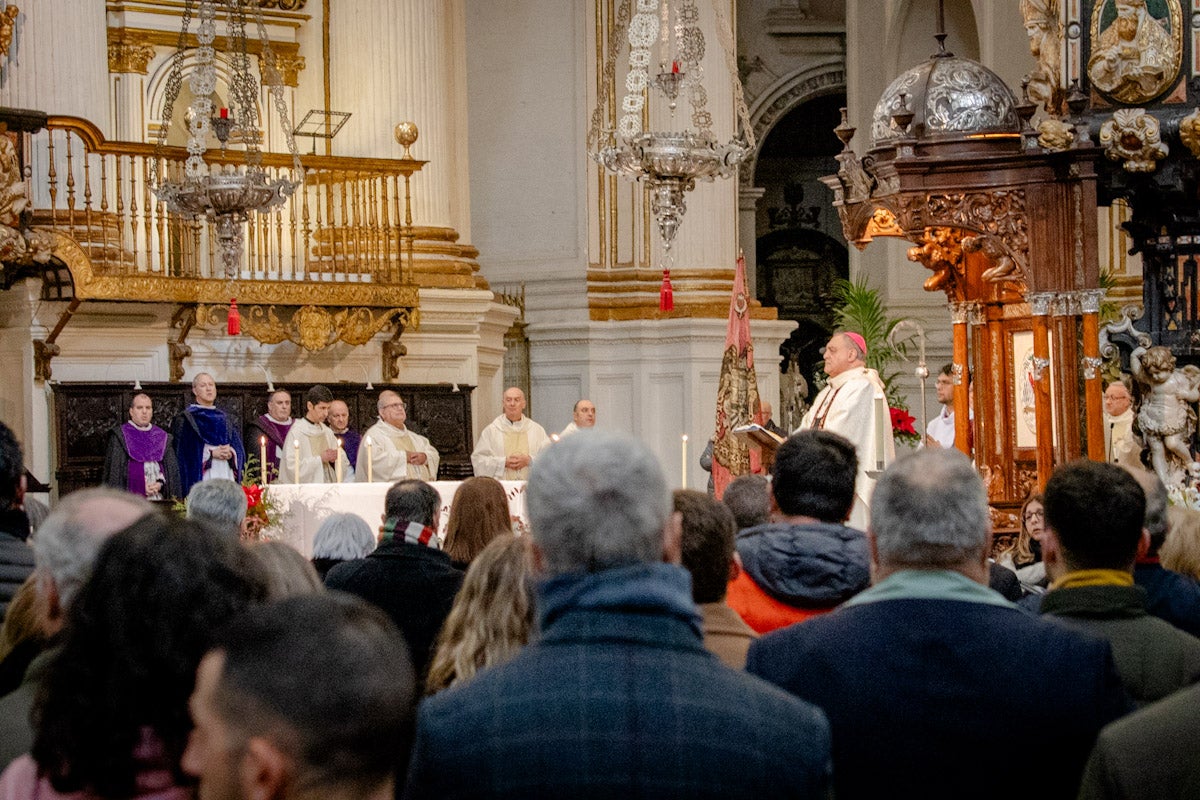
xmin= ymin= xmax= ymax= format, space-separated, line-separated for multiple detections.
xmin=1098 ymin=108 xmax=1168 ymax=172
xmin=1087 ymin=0 xmax=1182 ymax=106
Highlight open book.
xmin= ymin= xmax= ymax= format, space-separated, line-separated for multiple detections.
xmin=730 ymin=423 xmax=786 ymax=452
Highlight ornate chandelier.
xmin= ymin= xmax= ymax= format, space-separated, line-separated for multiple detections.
xmin=588 ymin=0 xmax=754 ymax=307
xmin=151 ymin=0 xmax=303 ymax=279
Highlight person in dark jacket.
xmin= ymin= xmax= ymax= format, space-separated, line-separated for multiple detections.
xmin=405 ymin=431 xmax=833 ymax=799
xmin=1039 ymin=460 xmax=1200 ymax=705
xmin=725 ymin=430 xmax=870 ymax=633
xmin=324 ymin=479 xmax=462 ymax=678
xmin=0 ymin=421 xmax=33 ymax=623
xmin=1128 ymin=468 xmax=1200 ymax=637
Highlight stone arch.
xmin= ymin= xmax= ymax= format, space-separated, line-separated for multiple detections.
xmin=742 ymin=61 xmax=846 ymax=188
xmin=144 ymin=52 xmax=247 ymax=144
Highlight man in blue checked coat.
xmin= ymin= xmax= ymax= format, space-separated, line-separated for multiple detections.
xmin=746 ymin=448 xmax=1134 ymax=800
xmin=404 ymin=431 xmax=832 ymax=800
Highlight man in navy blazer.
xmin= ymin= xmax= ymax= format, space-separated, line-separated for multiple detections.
xmin=746 ymin=448 xmax=1133 ymax=800
xmin=405 ymin=431 xmax=832 ymax=799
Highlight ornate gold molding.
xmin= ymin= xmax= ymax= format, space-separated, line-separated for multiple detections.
xmin=0 ymin=4 xmax=18 ymax=61
xmin=107 ymin=33 xmax=156 ymax=74
xmin=105 ymin=27 xmax=304 ymax=85
xmin=195 ymin=303 xmax=417 ymax=351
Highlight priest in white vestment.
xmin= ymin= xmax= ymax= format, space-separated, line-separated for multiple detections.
xmin=1103 ymin=378 xmax=1137 ymax=465
xmin=472 ymin=387 xmax=551 ymax=480
xmin=558 ymin=399 xmax=596 ymax=438
xmin=797 ymin=332 xmax=895 ymax=530
xmin=356 ymin=390 xmax=440 ymax=482
xmin=282 ymin=385 xmax=353 ymax=484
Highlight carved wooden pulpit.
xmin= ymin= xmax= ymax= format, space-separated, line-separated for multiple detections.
xmin=822 ymin=49 xmax=1105 ymax=529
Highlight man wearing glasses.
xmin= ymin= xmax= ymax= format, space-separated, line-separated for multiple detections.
xmin=357 ymin=391 xmax=439 ymax=482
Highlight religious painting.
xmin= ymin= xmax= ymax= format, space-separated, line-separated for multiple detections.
xmin=1011 ymin=330 xmax=1058 ymax=449
xmin=1087 ymin=0 xmax=1182 ymax=105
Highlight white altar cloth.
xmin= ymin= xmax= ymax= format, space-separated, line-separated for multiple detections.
xmin=265 ymin=480 xmax=528 ymax=557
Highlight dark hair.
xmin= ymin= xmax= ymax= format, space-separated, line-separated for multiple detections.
xmin=722 ymin=474 xmax=771 ymax=530
xmin=0 ymin=420 xmax=23 ymax=509
xmin=32 ymin=515 xmax=269 ymax=797
xmin=1044 ymin=460 xmax=1146 ymax=570
xmin=385 ymin=479 xmax=440 ymax=529
xmin=771 ymin=430 xmax=857 ymax=521
xmin=443 ymin=477 xmax=510 ymax=564
xmin=211 ymin=594 xmax=416 ymax=794
xmin=939 ymin=363 xmax=972 ymax=382
xmin=675 ymin=489 xmax=737 ymax=604
xmin=306 ymin=384 xmax=334 ymax=407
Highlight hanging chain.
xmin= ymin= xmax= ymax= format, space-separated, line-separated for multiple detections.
xmin=150 ymin=0 xmax=195 ymax=187
xmin=708 ymin=0 xmax=755 ymax=149
xmin=586 ymin=0 xmax=635 ymax=152
xmin=251 ymin=0 xmax=303 ymax=175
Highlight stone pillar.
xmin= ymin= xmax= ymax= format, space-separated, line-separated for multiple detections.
xmin=739 ymin=186 xmax=765 ymax=297
xmin=3 ymin=0 xmax=107 ymax=124
xmin=328 ymin=0 xmax=470 ymax=236
xmin=107 ymin=33 xmax=157 ymax=142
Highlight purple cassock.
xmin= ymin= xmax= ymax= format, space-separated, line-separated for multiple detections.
xmin=247 ymin=414 xmax=293 ymax=482
xmin=102 ymin=421 xmax=181 ymax=499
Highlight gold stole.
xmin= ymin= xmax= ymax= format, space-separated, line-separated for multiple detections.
xmin=388 ymin=430 xmax=431 ymax=480
xmin=503 ymin=429 xmax=530 ymax=480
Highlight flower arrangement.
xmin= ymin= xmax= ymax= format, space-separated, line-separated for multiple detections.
xmin=171 ymin=456 xmax=280 ymax=541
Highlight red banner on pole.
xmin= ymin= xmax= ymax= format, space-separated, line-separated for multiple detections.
xmin=711 ymin=253 xmax=761 ymax=500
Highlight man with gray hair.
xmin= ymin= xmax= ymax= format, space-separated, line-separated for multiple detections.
xmin=747 ymin=449 xmax=1132 ymax=800
xmin=0 ymin=487 xmax=153 ymax=767
xmin=406 ymin=431 xmax=833 ymax=798
xmin=185 ymin=478 xmax=247 ymax=540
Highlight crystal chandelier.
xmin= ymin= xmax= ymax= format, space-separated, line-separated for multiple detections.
xmin=588 ymin=0 xmax=755 ymax=307
xmin=151 ymin=0 xmax=303 ymax=278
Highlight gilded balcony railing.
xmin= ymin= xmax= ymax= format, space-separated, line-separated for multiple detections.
xmin=30 ymin=115 xmax=424 ymax=294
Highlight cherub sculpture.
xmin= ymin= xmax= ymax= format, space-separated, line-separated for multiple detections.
xmin=1131 ymin=345 xmax=1200 ymax=488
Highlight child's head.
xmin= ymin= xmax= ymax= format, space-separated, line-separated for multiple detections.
xmin=1141 ymin=346 xmax=1177 ymax=380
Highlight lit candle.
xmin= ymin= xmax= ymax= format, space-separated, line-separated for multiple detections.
xmin=365 ymin=436 xmax=373 ymax=483
xmin=219 ymin=107 xmax=228 ymax=119
xmin=875 ymin=395 xmax=887 ymax=471
xmin=336 ymin=438 xmax=344 ymax=483
xmin=259 ymin=436 xmax=267 ymax=486
xmin=293 ymin=439 xmax=300 ymax=484
xmin=671 ymin=60 xmax=680 ymax=74
xmin=681 ymin=434 xmax=689 ymax=488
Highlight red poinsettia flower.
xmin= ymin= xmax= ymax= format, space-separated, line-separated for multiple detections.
xmin=889 ymin=406 xmax=917 ymax=437
xmin=242 ymin=484 xmax=264 ymax=511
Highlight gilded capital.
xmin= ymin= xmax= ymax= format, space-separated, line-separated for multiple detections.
xmin=261 ymin=51 xmax=305 ymax=88
xmin=108 ymin=38 xmax=157 ymax=75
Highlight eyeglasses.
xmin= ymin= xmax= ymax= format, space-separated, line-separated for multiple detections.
xmin=1023 ymin=509 xmax=1044 ymax=522
xmin=381 ymin=402 xmax=405 ymax=411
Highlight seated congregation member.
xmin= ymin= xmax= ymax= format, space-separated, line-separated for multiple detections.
xmin=0 ymin=577 xmax=43 ymax=697
xmin=357 ymin=391 xmax=438 ymax=482
xmin=310 ymin=512 xmax=376 ymax=580
xmin=425 ymin=533 xmax=536 ymax=695
xmin=102 ymin=393 xmax=181 ymax=501
xmin=470 ymin=387 xmax=550 ymax=481
xmin=998 ymin=492 xmax=1047 ymax=595
xmin=406 ymin=432 xmax=833 ymax=799
xmin=442 ymin=476 xmax=511 ymax=568
xmin=746 ymin=448 xmax=1132 ymax=800
xmin=675 ymin=489 xmax=757 ymax=669
xmin=726 ymin=430 xmax=870 ymax=633
xmin=1130 ymin=468 xmax=1200 ymax=637
xmin=0 ymin=515 xmax=268 ymax=799
xmin=173 ymin=373 xmax=245 ymax=497
xmin=182 ymin=594 xmax=416 ymax=800
xmin=0 ymin=421 xmax=32 ymax=623
xmin=1039 ymin=460 xmax=1200 ymax=705
xmin=324 ymin=479 xmax=463 ymax=678
xmin=721 ymin=473 xmax=771 ymax=531
xmin=1077 ymin=681 xmax=1200 ymax=800
xmin=244 ymin=389 xmax=293 ymax=483
xmin=0 ymin=489 xmax=152 ymax=771
xmin=283 ymin=385 xmax=352 ymax=484
xmin=248 ymin=541 xmax=325 ymax=599
xmin=184 ymin=479 xmax=247 ymax=541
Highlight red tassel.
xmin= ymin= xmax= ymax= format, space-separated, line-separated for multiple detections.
xmin=659 ymin=270 xmax=674 ymax=312
xmin=227 ymin=298 xmax=240 ymax=336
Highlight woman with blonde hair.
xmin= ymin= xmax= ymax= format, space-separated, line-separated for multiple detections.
xmin=1163 ymin=505 xmax=1200 ymax=581
xmin=442 ymin=476 xmax=512 ymax=568
xmin=998 ymin=492 xmax=1047 ymax=593
xmin=425 ymin=533 xmax=536 ymax=694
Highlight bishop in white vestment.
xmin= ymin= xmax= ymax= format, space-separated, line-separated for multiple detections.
xmin=356 ymin=391 xmax=440 ymax=482
xmin=472 ymin=387 xmax=551 ymax=480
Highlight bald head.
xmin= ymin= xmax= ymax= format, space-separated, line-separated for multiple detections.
xmin=503 ymin=387 xmax=527 ymax=422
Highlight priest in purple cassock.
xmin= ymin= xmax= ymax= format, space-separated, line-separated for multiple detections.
xmin=173 ymin=372 xmax=245 ymax=496
xmin=245 ymin=389 xmax=294 ymax=483
xmin=102 ymin=392 xmax=182 ymax=500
